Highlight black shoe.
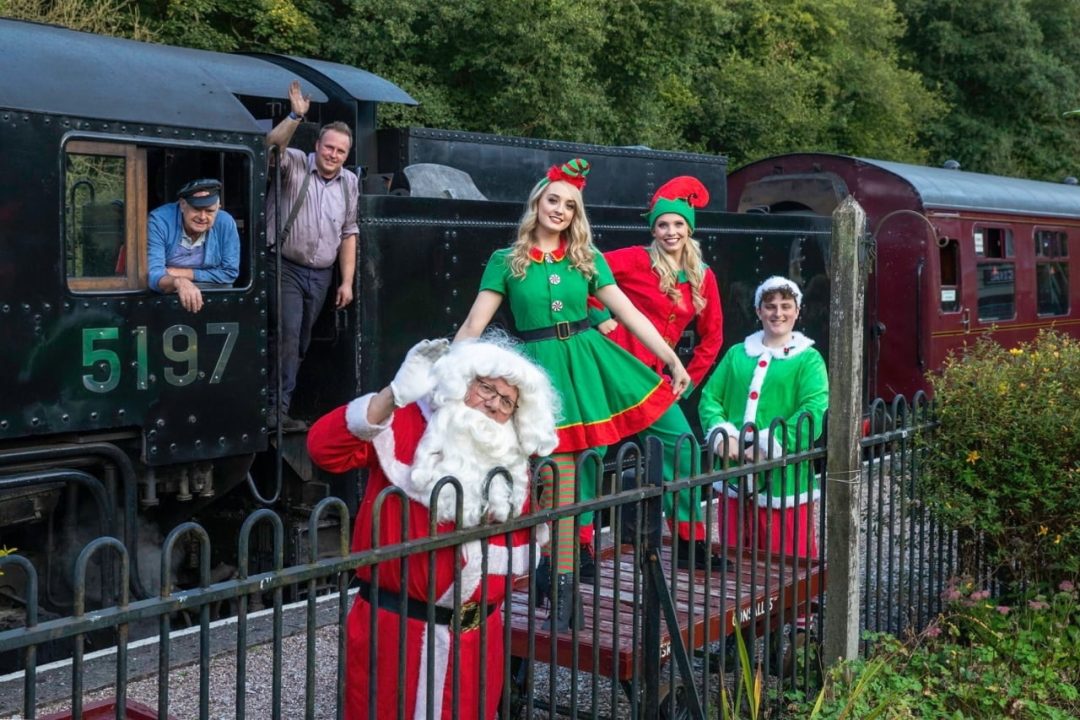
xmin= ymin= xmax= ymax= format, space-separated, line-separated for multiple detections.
xmin=578 ymin=543 xmax=596 ymax=582
xmin=543 ymin=573 xmax=582 ymax=632
xmin=674 ymin=537 xmax=727 ymax=572
xmin=535 ymin=555 xmax=551 ymax=600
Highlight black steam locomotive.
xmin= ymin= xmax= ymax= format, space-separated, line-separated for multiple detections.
xmin=0 ymin=19 xmax=829 ymax=616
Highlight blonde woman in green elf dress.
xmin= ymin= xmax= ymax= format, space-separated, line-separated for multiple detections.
xmin=455 ymin=158 xmax=692 ymax=631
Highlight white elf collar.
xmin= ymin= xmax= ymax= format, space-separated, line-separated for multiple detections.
xmin=743 ymin=330 xmax=814 ymax=360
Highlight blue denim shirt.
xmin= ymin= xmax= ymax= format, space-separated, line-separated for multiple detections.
xmin=147 ymin=201 xmax=240 ymax=292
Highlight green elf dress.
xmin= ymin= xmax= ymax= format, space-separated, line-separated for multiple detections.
xmin=479 ymin=242 xmax=679 ymax=453
xmin=699 ymin=330 xmax=829 ymax=507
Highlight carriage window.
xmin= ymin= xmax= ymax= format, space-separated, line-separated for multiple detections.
xmin=64 ymin=141 xmax=147 ymax=291
xmin=938 ymin=238 xmax=960 ymax=312
xmin=1035 ymin=229 xmax=1069 ymax=316
xmin=974 ymin=226 xmax=1015 ymax=321
xmin=973 ymin=226 xmax=1013 ymax=258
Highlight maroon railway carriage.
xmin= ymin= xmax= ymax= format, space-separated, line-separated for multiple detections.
xmin=728 ymin=154 xmax=1080 ymax=399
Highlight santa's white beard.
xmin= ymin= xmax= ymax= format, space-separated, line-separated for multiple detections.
xmin=409 ymin=400 xmax=529 ymax=527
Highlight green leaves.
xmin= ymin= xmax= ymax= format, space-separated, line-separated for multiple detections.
xmin=923 ymin=331 xmax=1080 ymax=587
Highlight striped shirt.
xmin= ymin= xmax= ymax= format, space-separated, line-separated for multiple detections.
xmin=267 ymin=148 xmax=359 ymax=269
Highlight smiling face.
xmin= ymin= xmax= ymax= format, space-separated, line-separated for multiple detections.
xmin=651 ymin=212 xmax=690 ymax=256
xmin=464 ymin=375 xmax=520 ymax=424
xmin=314 ymin=128 xmax=351 ymax=179
xmin=534 ymin=181 xmax=578 ymax=238
xmin=756 ymin=290 xmax=800 ymax=344
xmin=179 ymin=198 xmax=219 ymax=238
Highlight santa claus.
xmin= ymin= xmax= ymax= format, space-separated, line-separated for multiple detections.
xmin=307 ymin=335 xmax=559 ymax=720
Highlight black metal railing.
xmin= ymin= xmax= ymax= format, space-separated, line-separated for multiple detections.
xmin=0 ymin=397 xmax=973 ymax=719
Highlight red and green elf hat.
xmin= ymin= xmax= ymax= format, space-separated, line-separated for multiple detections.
xmin=540 ymin=157 xmax=590 ymax=190
xmin=644 ymin=176 xmax=710 ymax=232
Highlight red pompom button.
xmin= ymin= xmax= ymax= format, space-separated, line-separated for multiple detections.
xmin=759 ymin=360 xmax=767 ymax=367
xmin=749 ymin=391 xmax=759 ymax=400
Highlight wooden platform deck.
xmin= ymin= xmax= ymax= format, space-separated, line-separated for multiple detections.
xmin=508 ymin=539 xmax=825 ymax=681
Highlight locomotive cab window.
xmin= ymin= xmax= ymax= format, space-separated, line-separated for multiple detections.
xmin=64 ymin=139 xmax=252 ymax=294
xmin=1034 ymin=228 xmax=1069 ymax=316
xmin=973 ymin=225 xmax=1015 ymax=321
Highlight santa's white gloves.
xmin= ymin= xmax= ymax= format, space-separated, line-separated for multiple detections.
xmin=389 ymin=338 xmax=451 ymax=407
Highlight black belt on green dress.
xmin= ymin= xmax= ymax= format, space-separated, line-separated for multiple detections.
xmin=356 ymin=578 xmax=498 ymax=630
xmin=517 ymin=318 xmax=590 ymax=342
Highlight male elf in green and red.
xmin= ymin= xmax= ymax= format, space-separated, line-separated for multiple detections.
xmin=698 ymin=275 xmax=828 ymax=629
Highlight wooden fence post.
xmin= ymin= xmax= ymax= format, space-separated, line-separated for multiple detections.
xmin=823 ymin=195 xmax=869 ymax=666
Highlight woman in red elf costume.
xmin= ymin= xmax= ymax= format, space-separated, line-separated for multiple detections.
xmin=586 ymin=176 xmax=724 ymax=556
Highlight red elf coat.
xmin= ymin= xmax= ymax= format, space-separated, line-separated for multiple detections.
xmin=591 ymin=246 xmax=723 ymax=388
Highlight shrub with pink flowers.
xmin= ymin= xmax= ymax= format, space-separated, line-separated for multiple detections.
xmin=789 ymin=578 xmax=1080 ymax=718
xmin=922 ymin=330 xmax=1080 ymax=586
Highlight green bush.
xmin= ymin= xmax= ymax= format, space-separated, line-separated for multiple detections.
xmin=921 ymin=330 xmax=1080 ymax=585
xmin=787 ymin=580 xmax=1080 ymax=719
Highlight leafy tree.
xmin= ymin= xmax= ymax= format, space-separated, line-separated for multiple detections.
xmin=895 ymin=0 xmax=1080 ymax=179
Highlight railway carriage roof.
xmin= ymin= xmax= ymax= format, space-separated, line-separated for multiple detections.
xmin=0 ymin=19 xmax=415 ymax=132
xmin=860 ymin=157 xmax=1080 ymax=219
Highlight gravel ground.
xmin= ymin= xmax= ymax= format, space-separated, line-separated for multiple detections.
xmin=27 ymin=627 xmax=344 ymax=720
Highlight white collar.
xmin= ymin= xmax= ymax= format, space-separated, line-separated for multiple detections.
xmin=743 ymin=330 xmax=814 ymax=359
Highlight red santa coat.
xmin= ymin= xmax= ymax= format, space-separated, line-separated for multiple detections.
xmin=308 ymin=400 xmax=539 ymax=720
xmin=590 ymin=246 xmax=723 ymax=388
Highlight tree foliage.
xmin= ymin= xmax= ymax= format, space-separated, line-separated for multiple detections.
xmin=896 ymin=0 xmax=1080 ymax=179
xmin=10 ymin=0 xmax=1080 ymax=180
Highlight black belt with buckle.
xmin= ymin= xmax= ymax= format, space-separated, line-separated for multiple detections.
xmin=356 ymin=578 xmax=498 ymax=631
xmin=517 ymin=318 xmax=590 ymax=342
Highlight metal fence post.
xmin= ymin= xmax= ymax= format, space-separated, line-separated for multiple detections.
xmin=823 ymin=195 xmax=869 ymax=666
xmin=641 ymin=436 xmax=665 ymax=719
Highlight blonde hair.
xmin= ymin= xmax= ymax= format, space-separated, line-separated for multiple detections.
xmin=507 ymin=178 xmax=597 ymax=279
xmin=647 ymin=236 xmax=707 ymax=313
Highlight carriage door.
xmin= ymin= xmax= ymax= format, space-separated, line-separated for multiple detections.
xmin=925 ymin=215 xmax=968 ymax=370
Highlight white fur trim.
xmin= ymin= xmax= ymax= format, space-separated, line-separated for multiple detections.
xmin=707 ymin=422 xmax=739 ymax=453
xmin=712 ymin=481 xmax=820 ymax=508
xmin=413 ymin=623 xmax=451 ymax=720
xmin=754 ymin=275 xmax=803 ymax=308
xmin=436 ymin=540 xmax=485 ymax=609
xmin=744 ymin=351 xmax=771 ymax=425
xmin=344 ymin=394 xmax=390 ymax=440
xmin=743 ymin=330 xmax=815 ymax=360
xmin=371 ymin=417 xmax=413 ymax=489
xmin=758 ymin=428 xmax=785 ymax=458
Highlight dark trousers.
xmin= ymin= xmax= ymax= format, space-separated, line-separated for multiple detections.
xmin=268 ymin=257 xmax=334 ymax=414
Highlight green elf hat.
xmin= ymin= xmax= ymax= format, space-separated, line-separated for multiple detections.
xmin=644 ymin=176 xmax=710 ymax=232
xmin=539 ymin=157 xmax=590 ymax=190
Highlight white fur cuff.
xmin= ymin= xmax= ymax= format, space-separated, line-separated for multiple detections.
xmin=344 ymin=394 xmax=391 ymax=440
xmin=707 ymin=422 xmax=739 ymax=454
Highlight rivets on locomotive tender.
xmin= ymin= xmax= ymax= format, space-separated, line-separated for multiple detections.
xmin=194 ymin=439 xmax=202 ymax=448
xmin=61 ymin=414 xmax=70 ymax=423
xmin=452 ymin=255 xmax=459 ymax=264
xmin=148 ymin=430 xmax=156 ymax=440
xmin=90 ymin=412 xmax=99 ymax=421
xmin=149 ymin=446 xmax=157 ymax=456
xmin=241 ymin=433 xmax=249 ymax=442
xmin=0 ymin=420 xmax=8 ymax=430
xmin=1 ymin=305 xmax=7 ymax=313
xmin=117 ymin=409 xmax=125 ymax=418
xmin=21 ymin=303 xmax=29 ymax=312
xmin=188 ymin=415 xmax=197 ymax=424
xmin=169 ymin=443 xmax=177 ymax=452
xmin=30 ymin=417 xmax=39 ymax=426
xmin=218 ymin=436 xmax=226 ymax=446
xmin=156 ymin=418 xmax=166 ymax=428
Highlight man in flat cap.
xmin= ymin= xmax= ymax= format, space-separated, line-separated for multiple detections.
xmin=148 ymin=178 xmax=240 ymax=313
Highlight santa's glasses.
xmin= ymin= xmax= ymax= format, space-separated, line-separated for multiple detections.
xmin=471 ymin=379 xmax=518 ymax=414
